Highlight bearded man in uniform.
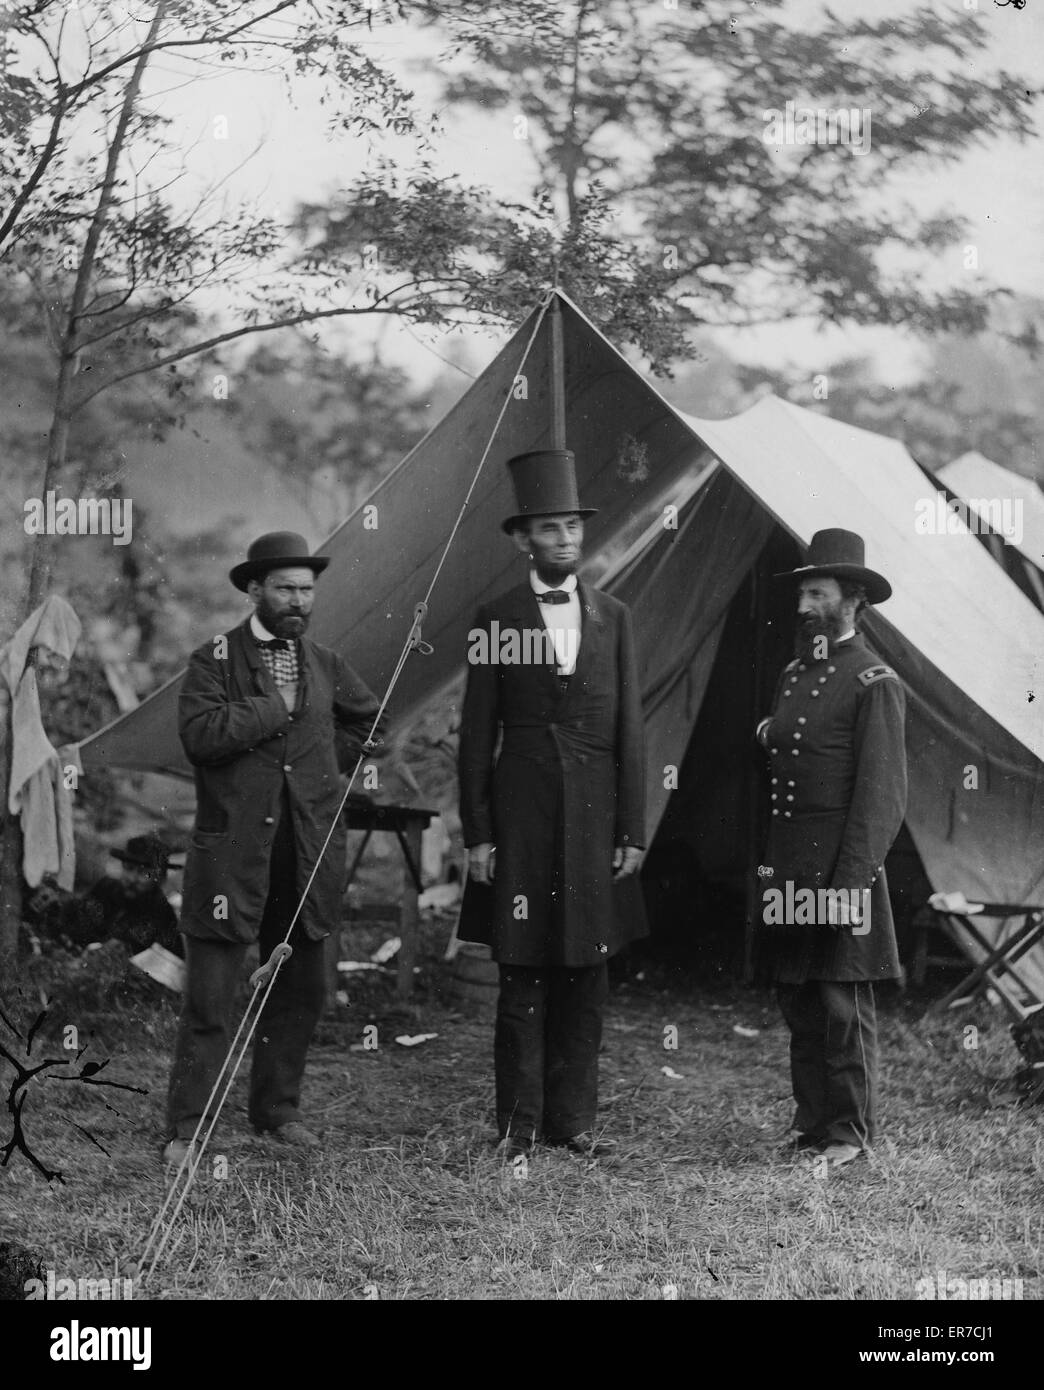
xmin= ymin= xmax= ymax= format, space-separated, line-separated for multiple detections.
xmin=756 ymin=529 xmax=907 ymax=1169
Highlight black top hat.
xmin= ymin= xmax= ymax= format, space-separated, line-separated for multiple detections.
xmin=230 ymin=532 xmax=330 ymax=592
xmin=501 ymin=450 xmax=597 ymax=534
xmin=775 ymin=528 xmax=891 ymax=604
xmin=112 ymin=835 xmax=178 ymax=874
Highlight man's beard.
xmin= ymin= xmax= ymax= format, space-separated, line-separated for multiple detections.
xmin=794 ymin=605 xmax=847 ymax=661
xmin=533 ymin=558 xmax=579 ymax=586
xmin=123 ymin=877 xmax=155 ymax=899
xmin=257 ymin=597 xmax=310 ymax=639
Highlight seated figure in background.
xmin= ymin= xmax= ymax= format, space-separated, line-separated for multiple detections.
xmin=28 ymin=834 xmax=183 ymax=959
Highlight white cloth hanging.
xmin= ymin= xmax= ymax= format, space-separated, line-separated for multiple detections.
xmin=0 ymin=594 xmax=82 ymax=889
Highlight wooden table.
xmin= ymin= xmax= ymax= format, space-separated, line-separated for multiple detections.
xmin=341 ymin=796 xmax=438 ymax=997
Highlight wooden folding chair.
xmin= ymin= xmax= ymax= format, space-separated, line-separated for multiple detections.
xmin=925 ymin=895 xmax=1044 ymax=1023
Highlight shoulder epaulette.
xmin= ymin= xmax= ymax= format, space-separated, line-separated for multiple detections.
xmin=858 ymin=664 xmax=899 ymax=687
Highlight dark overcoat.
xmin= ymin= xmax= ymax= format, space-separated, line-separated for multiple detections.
xmin=755 ymin=631 xmax=907 ymax=984
xmin=178 ymin=621 xmax=380 ymax=944
xmin=457 ymin=580 xmax=647 ymax=967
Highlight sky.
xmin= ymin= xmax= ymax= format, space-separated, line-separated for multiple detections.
xmin=42 ymin=0 xmax=1044 ymax=391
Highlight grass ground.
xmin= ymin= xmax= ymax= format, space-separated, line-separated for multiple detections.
xmin=1 ymin=928 xmax=1041 ymax=1302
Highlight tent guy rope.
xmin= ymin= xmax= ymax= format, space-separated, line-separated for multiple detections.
xmin=135 ymin=289 xmax=557 ymax=1285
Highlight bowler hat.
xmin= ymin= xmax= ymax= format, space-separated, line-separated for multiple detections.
xmin=775 ymin=528 xmax=891 ymax=604
xmin=229 ymin=532 xmax=330 ymax=592
xmin=501 ymin=450 xmax=597 ymax=535
xmin=112 ymin=835 xmax=178 ymax=875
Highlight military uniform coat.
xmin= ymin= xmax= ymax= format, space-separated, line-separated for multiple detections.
xmin=457 ymin=580 xmax=647 ymax=967
xmin=755 ymin=631 xmax=907 ymax=983
xmin=178 ymin=621 xmax=380 ymax=944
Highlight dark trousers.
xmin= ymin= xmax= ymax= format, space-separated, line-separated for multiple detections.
xmin=494 ymin=964 xmax=609 ymax=1141
xmin=777 ymin=980 xmax=879 ymax=1147
xmin=166 ymin=809 xmax=326 ymax=1139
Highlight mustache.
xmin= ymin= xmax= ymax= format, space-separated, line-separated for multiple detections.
xmin=262 ymin=609 xmax=311 ymax=635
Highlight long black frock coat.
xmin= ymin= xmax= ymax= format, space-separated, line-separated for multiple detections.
xmin=457 ymin=579 xmax=648 ymax=967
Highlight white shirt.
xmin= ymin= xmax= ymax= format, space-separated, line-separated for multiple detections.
xmin=530 ymin=570 xmax=581 ymax=676
xmin=250 ymin=614 xmax=277 ymax=642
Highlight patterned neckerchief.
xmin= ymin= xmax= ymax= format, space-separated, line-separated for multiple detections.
xmin=251 ymin=615 xmax=300 ymax=685
xmin=257 ymin=638 xmax=299 ymax=686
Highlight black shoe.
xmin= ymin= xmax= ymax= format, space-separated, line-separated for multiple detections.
xmin=546 ymin=1131 xmax=616 ymax=1158
xmin=817 ymin=1140 xmax=867 ymax=1169
xmin=779 ymin=1130 xmax=823 ymax=1153
xmin=160 ymin=1137 xmax=200 ymax=1170
xmin=260 ymin=1121 xmax=321 ymax=1149
xmin=494 ymin=1135 xmax=533 ymax=1160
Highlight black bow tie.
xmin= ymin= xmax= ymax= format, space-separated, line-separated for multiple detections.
xmin=256 ymin=637 xmax=290 ymax=649
xmin=537 ymin=590 xmax=571 ymax=605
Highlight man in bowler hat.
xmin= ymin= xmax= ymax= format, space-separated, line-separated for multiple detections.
xmin=756 ymin=529 xmax=907 ymax=1168
xmin=457 ymin=450 xmax=647 ymax=1158
xmin=163 ymin=532 xmax=381 ymax=1165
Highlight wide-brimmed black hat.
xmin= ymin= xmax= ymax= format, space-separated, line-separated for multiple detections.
xmin=774 ymin=528 xmax=891 ymax=604
xmin=501 ymin=450 xmax=597 ymax=534
xmin=229 ymin=532 xmax=330 ymax=592
xmin=112 ymin=835 xmax=180 ymax=874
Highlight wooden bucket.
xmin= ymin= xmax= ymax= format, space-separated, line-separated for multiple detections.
xmin=450 ymin=944 xmax=500 ymax=1014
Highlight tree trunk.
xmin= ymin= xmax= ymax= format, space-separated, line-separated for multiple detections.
xmin=561 ymin=0 xmax=590 ymax=230
xmin=0 ymin=710 xmax=23 ymax=985
xmin=0 ymin=0 xmax=170 ymax=977
xmin=25 ymin=0 xmax=169 ymax=613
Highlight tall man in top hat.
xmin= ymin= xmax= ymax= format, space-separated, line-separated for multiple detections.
xmin=458 ymin=450 xmax=647 ymax=1158
xmin=163 ymin=532 xmax=382 ymax=1165
xmin=755 ymin=529 xmax=907 ymax=1169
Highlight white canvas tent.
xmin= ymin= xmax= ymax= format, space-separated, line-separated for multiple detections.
xmin=936 ymin=451 xmax=1044 ymax=609
xmin=73 ymin=292 xmax=1044 ymax=990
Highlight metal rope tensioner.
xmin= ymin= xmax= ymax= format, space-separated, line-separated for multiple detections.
xmin=407 ymin=601 xmax=434 ymax=657
xmin=248 ymin=941 xmax=293 ymax=989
